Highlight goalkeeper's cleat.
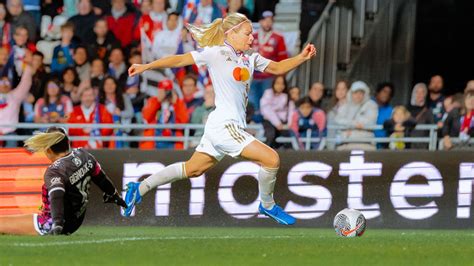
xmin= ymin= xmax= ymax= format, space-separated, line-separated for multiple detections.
xmin=123 ymin=182 xmax=142 ymax=217
xmin=259 ymin=203 xmax=296 ymax=225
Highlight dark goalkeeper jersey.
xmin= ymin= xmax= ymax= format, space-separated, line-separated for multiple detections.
xmin=44 ymin=148 xmax=103 ymax=220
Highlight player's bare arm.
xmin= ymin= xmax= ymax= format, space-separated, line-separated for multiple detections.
xmin=128 ymin=53 xmax=196 ymax=77
xmin=264 ymin=43 xmax=317 ymax=75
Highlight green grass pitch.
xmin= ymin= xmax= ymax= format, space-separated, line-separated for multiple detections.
xmin=1 ymin=227 xmax=473 ymax=265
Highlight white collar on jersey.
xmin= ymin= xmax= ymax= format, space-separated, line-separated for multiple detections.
xmin=224 ymin=41 xmax=244 ymax=57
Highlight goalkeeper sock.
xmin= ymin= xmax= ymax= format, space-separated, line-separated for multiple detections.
xmin=258 ymin=166 xmax=278 ymax=209
xmin=139 ymin=162 xmax=187 ymax=196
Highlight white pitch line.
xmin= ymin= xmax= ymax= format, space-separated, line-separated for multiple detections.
xmin=7 ymin=235 xmax=293 ymax=247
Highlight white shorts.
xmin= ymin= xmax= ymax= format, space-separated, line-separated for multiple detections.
xmin=196 ymin=121 xmax=256 ymax=161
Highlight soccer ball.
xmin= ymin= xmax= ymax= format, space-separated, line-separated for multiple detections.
xmin=333 ymin=208 xmax=366 ymax=237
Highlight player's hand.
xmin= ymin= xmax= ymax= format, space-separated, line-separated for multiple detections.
xmin=128 ymin=64 xmax=148 ymax=77
xmin=299 ymin=44 xmax=317 ymax=60
xmin=103 ymin=191 xmax=127 ymax=208
xmin=49 ymin=223 xmax=63 ymax=235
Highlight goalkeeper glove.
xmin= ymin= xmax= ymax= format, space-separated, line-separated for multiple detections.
xmin=103 ymin=191 xmax=127 ymax=208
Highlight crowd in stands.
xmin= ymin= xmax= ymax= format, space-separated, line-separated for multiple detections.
xmin=0 ymin=0 xmax=473 ymax=151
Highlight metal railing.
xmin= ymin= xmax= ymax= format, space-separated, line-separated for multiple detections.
xmin=438 ymin=138 xmax=474 ymax=150
xmin=288 ymin=0 xmax=397 ymax=94
xmin=0 ymin=123 xmax=444 ymax=150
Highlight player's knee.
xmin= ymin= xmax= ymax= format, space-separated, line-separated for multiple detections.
xmin=264 ymin=151 xmax=280 ymax=169
xmin=185 ymin=165 xmax=205 ymax=178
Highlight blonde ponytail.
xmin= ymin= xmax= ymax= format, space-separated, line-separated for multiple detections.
xmin=187 ymin=13 xmax=250 ymax=48
xmin=187 ymin=18 xmax=225 ymax=47
xmin=24 ymin=131 xmax=66 ymax=153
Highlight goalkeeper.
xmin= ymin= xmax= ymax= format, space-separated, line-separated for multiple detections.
xmin=0 ymin=126 xmax=126 ymax=235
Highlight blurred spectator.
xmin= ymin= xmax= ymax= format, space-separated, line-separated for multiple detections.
xmin=23 ymin=0 xmax=41 ymax=25
xmin=91 ymin=0 xmax=111 ymax=16
xmin=140 ymin=0 xmax=152 ymax=15
xmin=87 ymin=18 xmax=121 ymax=63
xmin=106 ymin=0 xmax=139 ymax=49
xmin=41 ymin=0 xmax=64 ymax=18
xmin=252 ymin=0 xmax=278 ymax=22
xmin=0 ymin=47 xmax=7 ymax=75
xmin=108 ymin=47 xmax=128 ymax=84
xmin=250 ymin=10 xmax=288 ymax=113
xmin=125 ymin=51 xmax=146 ymax=118
xmin=191 ymin=84 xmax=215 ymax=138
xmin=36 ymin=14 xmax=66 ymax=65
xmin=99 ymin=76 xmax=134 ymax=148
xmin=99 ymin=76 xmax=133 ymax=124
xmin=139 ymin=0 xmax=169 ymax=42
xmin=260 ymin=75 xmax=294 ymax=149
xmin=0 ymin=3 xmax=12 ymax=50
xmin=307 ymin=81 xmax=324 ymax=108
xmin=7 ymin=25 xmax=34 ymax=85
xmin=184 ymin=0 xmax=225 ymax=25
xmin=290 ymin=96 xmax=326 ymax=150
xmin=51 ymin=22 xmax=75 ymax=75
xmin=326 ymin=80 xmax=349 ymax=150
xmin=63 ymin=0 xmax=79 ymax=18
xmin=73 ymin=45 xmax=91 ymax=82
xmin=61 ymin=67 xmax=81 ymax=104
xmin=438 ymin=93 xmax=463 ymax=129
xmin=30 ymin=51 xmax=49 ymax=102
xmin=383 ymin=106 xmax=416 ymax=150
xmin=288 ymin=86 xmax=301 ymax=103
xmin=286 ymin=85 xmax=300 ymax=122
xmin=7 ymin=0 xmax=37 ymax=42
xmin=181 ymin=74 xmax=203 ymax=119
xmin=0 ymin=65 xmax=32 ymax=147
xmin=68 ymin=0 xmax=99 ymax=43
xmin=464 ymin=80 xmax=474 ymax=93
xmin=373 ymin=82 xmax=394 ymax=148
xmin=90 ymin=58 xmax=106 ymax=90
xmin=34 ymin=78 xmax=73 ymax=123
xmin=335 ymin=81 xmax=378 ymax=151
xmin=68 ymin=87 xmax=113 ymax=149
xmin=21 ymin=91 xmax=35 ymax=127
xmin=442 ymin=92 xmax=474 ymax=150
xmin=152 ymin=12 xmax=182 ymax=60
xmin=140 ymin=79 xmax=188 ymax=149
xmin=427 ymin=74 xmax=446 ymax=124
xmin=226 ymin=0 xmax=250 ymax=18
xmin=407 ymin=83 xmax=434 ymax=149
xmin=327 ymin=80 xmax=349 ymax=118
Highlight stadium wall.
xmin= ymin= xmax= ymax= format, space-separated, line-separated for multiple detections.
xmin=2 ymin=149 xmax=472 ymax=228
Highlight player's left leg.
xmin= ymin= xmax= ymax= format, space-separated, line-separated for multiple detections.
xmin=240 ymin=140 xmax=296 ymax=225
xmin=0 ymin=214 xmax=38 ymax=235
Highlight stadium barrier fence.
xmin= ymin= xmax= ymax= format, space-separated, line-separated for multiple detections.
xmin=0 ymin=123 xmax=446 ymax=150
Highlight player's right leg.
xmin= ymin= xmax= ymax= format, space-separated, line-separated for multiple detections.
xmin=0 ymin=214 xmax=39 ymax=235
xmin=240 ymin=140 xmax=296 ymax=225
xmin=123 ymin=151 xmax=218 ymax=216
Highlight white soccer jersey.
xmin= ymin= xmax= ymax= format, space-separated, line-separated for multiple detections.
xmin=190 ymin=43 xmax=271 ymax=128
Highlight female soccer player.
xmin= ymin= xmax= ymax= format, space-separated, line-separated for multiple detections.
xmin=125 ymin=13 xmax=317 ymax=225
xmin=0 ymin=127 xmax=126 ymax=235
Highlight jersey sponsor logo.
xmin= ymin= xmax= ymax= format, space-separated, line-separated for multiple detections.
xmin=232 ymin=67 xmax=250 ymax=82
xmin=69 ymin=159 xmax=94 ymax=185
xmin=73 ymin=157 xmax=82 ymax=167
xmin=50 ymin=177 xmax=62 ymax=186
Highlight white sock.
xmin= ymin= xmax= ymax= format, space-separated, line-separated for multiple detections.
xmin=258 ymin=166 xmax=278 ymax=209
xmin=138 ymin=162 xmax=187 ymax=196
